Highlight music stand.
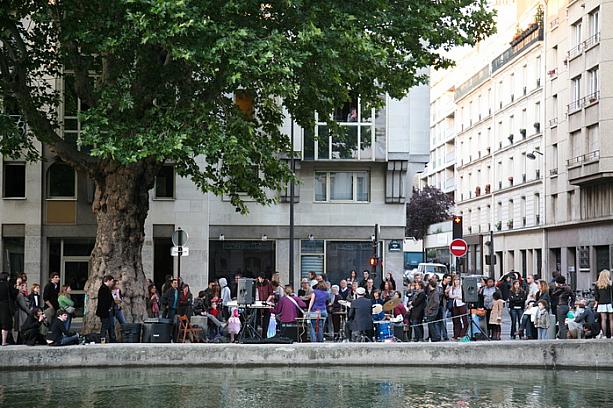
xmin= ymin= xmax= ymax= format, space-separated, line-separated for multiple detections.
xmin=238 ymin=304 xmax=259 ymax=342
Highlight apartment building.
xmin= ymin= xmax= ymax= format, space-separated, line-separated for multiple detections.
xmin=1 ymin=78 xmax=429 ymax=315
xmin=422 ymin=0 xmax=613 ymax=290
xmin=542 ymin=0 xmax=613 ymax=290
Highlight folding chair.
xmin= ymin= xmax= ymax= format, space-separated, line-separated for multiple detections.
xmin=178 ymin=315 xmax=204 ymax=343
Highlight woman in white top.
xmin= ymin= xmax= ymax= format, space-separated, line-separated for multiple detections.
xmin=447 ymin=276 xmax=469 ymax=340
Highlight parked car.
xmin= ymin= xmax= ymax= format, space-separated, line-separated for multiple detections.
xmin=403 ymin=263 xmax=448 ymax=285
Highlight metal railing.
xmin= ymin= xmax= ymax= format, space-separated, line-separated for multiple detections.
xmin=584 ymin=32 xmax=601 ymax=49
xmin=549 ymin=168 xmax=558 ymax=176
xmin=567 ymin=32 xmax=601 ymax=61
xmin=549 ymin=117 xmax=558 ymax=127
xmin=567 ymin=42 xmax=583 ymax=60
xmin=567 ymin=98 xmax=584 ymax=113
xmin=550 ymin=17 xmax=560 ymax=29
xmin=492 ymin=24 xmax=543 ymax=73
xmin=567 ymin=150 xmax=600 ymax=167
xmin=585 ymin=90 xmax=600 ymax=104
xmin=455 ymin=65 xmax=490 ymax=102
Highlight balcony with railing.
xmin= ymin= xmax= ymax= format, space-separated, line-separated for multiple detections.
xmin=443 ymin=177 xmax=455 ymax=193
xmin=568 ymin=32 xmax=601 ymax=61
xmin=584 ymin=32 xmax=601 ymax=50
xmin=567 ymin=98 xmax=584 ymax=114
xmin=568 ymin=42 xmax=583 ymax=60
xmin=445 ymin=151 xmax=455 ymax=164
xmin=492 ymin=23 xmax=544 ymax=73
xmin=585 ymin=90 xmax=600 ymax=105
xmin=567 ymin=150 xmax=612 ymax=185
xmin=455 ymin=65 xmax=490 ymax=102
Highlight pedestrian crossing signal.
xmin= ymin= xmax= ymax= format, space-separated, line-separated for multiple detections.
xmin=369 ymin=256 xmax=378 ymax=267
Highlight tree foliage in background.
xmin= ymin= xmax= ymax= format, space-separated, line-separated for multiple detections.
xmin=406 ymin=186 xmax=455 ymax=241
xmin=0 ymin=1 xmax=495 ymax=328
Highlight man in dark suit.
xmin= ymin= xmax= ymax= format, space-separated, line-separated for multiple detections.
xmin=348 ymin=287 xmax=373 ymax=340
xmin=96 ymin=275 xmax=116 ymax=342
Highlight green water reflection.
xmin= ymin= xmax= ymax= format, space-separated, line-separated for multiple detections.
xmin=1 ymin=366 xmax=612 ymax=408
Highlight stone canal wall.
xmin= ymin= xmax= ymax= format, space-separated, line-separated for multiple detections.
xmin=1 ymin=340 xmax=612 ymax=370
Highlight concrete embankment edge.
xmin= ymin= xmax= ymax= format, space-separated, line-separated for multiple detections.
xmin=1 ymin=340 xmax=612 ymax=370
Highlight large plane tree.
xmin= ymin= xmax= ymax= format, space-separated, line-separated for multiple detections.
xmin=0 ymin=1 xmax=494 ymax=329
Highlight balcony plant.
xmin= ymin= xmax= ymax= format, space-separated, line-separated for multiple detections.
xmin=533 ymin=122 xmax=541 ymax=132
xmin=508 ymin=176 xmax=514 ymax=186
xmin=508 ymin=134 xmax=514 ymax=143
xmin=485 ymin=184 xmax=491 ymax=194
xmin=475 ymin=186 xmax=481 ymax=196
xmin=519 ymin=128 xmax=526 ymax=138
xmin=534 ymin=4 xmax=544 ymax=24
xmin=507 ymin=220 xmax=514 ymax=229
xmin=496 ymin=221 xmax=502 ymax=231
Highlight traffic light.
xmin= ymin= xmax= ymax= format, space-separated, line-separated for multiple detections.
xmin=452 ymin=215 xmax=463 ymax=239
xmin=369 ymin=256 xmax=378 ymax=267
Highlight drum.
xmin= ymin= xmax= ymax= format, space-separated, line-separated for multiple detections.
xmin=376 ymin=321 xmax=393 ymax=342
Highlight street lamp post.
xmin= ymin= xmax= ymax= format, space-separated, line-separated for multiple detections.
xmin=289 ymin=118 xmax=296 ymax=288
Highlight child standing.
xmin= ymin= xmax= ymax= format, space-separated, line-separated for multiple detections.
xmin=208 ymin=298 xmax=222 ymax=339
xmin=227 ymin=307 xmax=241 ymax=343
xmin=535 ymin=300 xmax=550 ymax=340
xmin=489 ymin=292 xmax=504 ymax=340
xmin=148 ymin=285 xmax=160 ymax=318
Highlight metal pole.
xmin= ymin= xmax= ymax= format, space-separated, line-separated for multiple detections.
xmin=178 ymin=248 xmax=182 ymax=281
xmin=289 ymin=118 xmax=295 ymax=288
xmin=372 ymin=224 xmax=379 ymax=280
xmin=490 ymin=230 xmax=495 ymax=278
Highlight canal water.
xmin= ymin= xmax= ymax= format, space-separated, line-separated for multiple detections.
xmin=1 ymin=366 xmax=611 ymax=407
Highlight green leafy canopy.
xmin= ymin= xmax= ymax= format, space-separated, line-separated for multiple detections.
xmin=406 ymin=186 xmax=455 ymax=241
xmin=1 ymin=0 xmax=495 ymax=211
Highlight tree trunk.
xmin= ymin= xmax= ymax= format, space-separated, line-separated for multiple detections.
xmin=83 ymin=162 xmax=157 ymax=333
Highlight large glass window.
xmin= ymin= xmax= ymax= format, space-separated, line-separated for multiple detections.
xmin=47 ymin=162 xmax=76 ymax=198
xmin=314 ymin=171 xmax=369 ymax=202
xmin=300 ymin=240 xmax=374 ymax=284
xmin=589 ymin=8 xmax=599 ymax=38
xmin=330 ymin=172 xmax=354 ymax=201
xmin=571 ymin=76 xmax=581 ymax=104
xmin=209 ymin=240 xmax=275 ymax=281
xmin=304 ymin=96 xmax=386 ymax=160
xmin=2 ymin=237 xmax=24 ymax=279
xmin=63 ymin=73 xmax=95 ymax=151
xmin=325 ymin=241 xmax=374 ymax=285
xmin=300 ymin=240 xmax=324 ymax=279
xmin=155 ymin=165 xmax=175 ymax=199
xmin=572 ymin=20 xmax=582 ymax=48
xmin=588 ymin=67 xmax=599 ymax=96
xmin=3 ymin=162 xmax=26 ymax=198
xmin=314 ymin=173 xmax=327 ymax=201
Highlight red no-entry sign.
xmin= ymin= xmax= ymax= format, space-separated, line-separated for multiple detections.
xmin=449 ymin=238 xmax=468 ymax=257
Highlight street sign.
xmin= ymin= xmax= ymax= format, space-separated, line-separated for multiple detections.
xmin=171 ymin=246 xmax=189 ymax=257
xmin=449 ymin=238 xmax=468 ymax=257
xmin=171 ymin=228 xmax=189 ymax=247
xmin=388 ymin=240 xmax=402 ymax=252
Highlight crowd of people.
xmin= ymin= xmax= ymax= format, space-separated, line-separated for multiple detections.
xmin=0 ymin=271 xmax=128 ymax=346
xmin=143 ymin=267 xmax=613 ymax=343
xmin=1 ymin=267 xmax=612 ymax=346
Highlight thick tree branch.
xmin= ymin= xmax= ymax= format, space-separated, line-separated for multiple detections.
xmin=64 ymin=41 xmax=97 ymax=108
xmin=0 ymin=45 xmax=98 ymax=174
